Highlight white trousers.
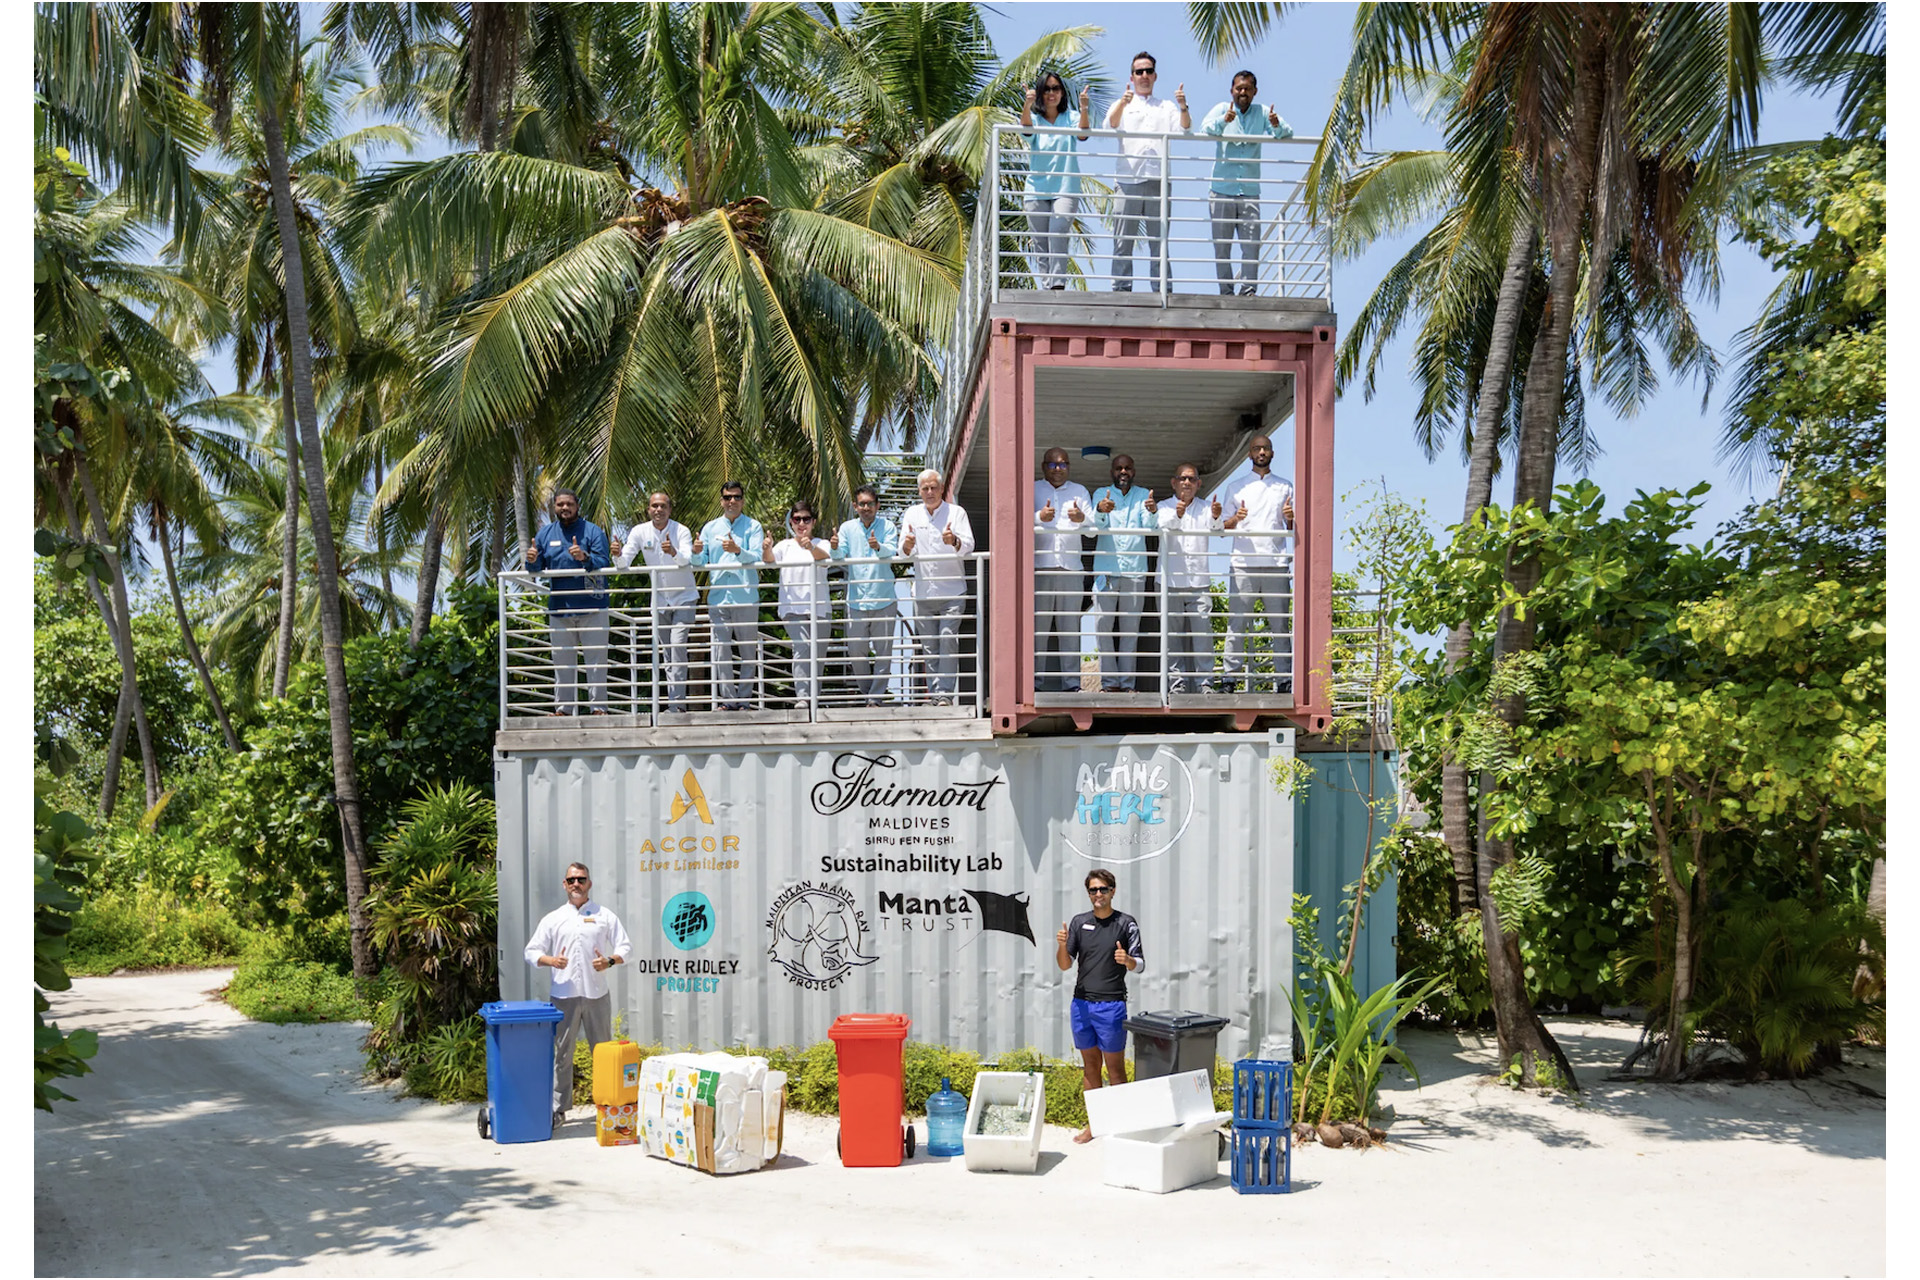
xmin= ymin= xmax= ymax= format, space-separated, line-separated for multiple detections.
xmin=549 ymin=609 xmax=609 ymax=712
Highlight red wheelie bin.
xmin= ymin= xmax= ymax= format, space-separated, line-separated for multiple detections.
xmin=828 ymin=1013 xmax=915 ymax=1166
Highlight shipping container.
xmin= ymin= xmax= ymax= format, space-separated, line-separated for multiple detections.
xmin=497 ymin=729 xmax=1296 ymax=1062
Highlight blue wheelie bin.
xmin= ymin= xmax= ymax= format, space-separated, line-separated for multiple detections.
xmin=478 ymin=1001 xmax=563 ymax=1144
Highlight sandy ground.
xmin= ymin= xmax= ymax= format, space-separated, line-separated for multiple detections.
xmin=36 ymin=970 xmax=1886 ymax=1277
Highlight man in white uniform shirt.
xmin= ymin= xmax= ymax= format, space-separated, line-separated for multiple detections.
xmin=524 ymin=862 xmax=632 ymax=1127
xmin=1033 ymin=448 xmax=1092 ymax=693
xmin=1221 ymin=434 xmax=1296 ymax=694
xmin=899 ymin=469 xmax=977 ymax=704
xmin=611 ymin=492 xmax=696 ymax=712
xmin=1157 ymin=462 xmax=1224 ymax=694
xmin=1104 ymin=52 xmax=1190 ymax=291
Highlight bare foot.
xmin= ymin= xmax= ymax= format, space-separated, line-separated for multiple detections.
xmin=1073 ymin=1127 xmax=1093 ymax=1144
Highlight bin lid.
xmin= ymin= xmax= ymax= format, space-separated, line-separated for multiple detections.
xmin=479 ymin=1000 xmax=563 ymax=1025
xmin=1123 ymin=1009 xmax=1230 ymax=1035
xmin=827 ymin=1013 xmax=912 ymax=1041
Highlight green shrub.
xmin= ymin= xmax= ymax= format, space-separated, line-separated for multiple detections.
xmin=66 ymin=885 xmax=250 ymax=974
xmin=1690 ymin=895 xmax=1884 ymax=1078
xmin=89 ymin=824 xmax=241 ymax=906
xmin=194 ymin=592 xmax=498 ymax=927
xmin=225 ymin=960 xmax=367 ymax=1024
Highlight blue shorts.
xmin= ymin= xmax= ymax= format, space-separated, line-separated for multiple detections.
xmin=1071 ymin=999 xmax=1128 ymax=1053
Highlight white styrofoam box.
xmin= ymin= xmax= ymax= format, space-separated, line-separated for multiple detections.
xmin=1083 ymin=1069 xmax=1216 ymax=1138
xmin=1102 ymin=1113 xmax=1233 ymax=1194
xmin=961 ymin=1072 xmax=1046 ymax=1173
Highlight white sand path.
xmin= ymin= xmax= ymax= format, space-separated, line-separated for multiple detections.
xmin=35 ymin=969 xmax=1885 ymax=1276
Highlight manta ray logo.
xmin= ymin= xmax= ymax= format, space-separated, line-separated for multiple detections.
xmin=963 ymin=889 xmax=1035 ymax=944
xmin=765 ymin=882 xmax=877 ymax=991
xmin=668 ymin=769 xmax=713 ymax=824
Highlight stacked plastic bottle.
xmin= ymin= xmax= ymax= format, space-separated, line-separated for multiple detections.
xmin=1229 ymin=1059 xmax=1292 ymax=1194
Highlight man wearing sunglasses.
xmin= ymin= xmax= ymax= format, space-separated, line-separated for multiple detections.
xmin=524 ymin=863 xmax=632 ymax=1129
xmin=1104 ymin=51 xmax=1190 ymax=292
xmin=1055 ymin=867 xmax=1144 ymax=1143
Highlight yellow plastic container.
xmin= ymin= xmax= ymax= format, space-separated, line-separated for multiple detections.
xmin=594 ymin=1040 xmax=641 ymax=1104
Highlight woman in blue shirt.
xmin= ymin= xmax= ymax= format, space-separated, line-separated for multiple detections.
xmin=1020 ymin=72 xmax=1091 ymax=290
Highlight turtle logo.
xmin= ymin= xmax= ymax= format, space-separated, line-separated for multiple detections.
xmin=765 ymin=882 xmax=878 ymax=991
xmin=662 ymin=891 xmax=715 ymax=950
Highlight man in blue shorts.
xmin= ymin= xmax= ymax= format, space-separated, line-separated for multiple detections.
xmin=1055 ymin=867 xmax=1144 ymax=1143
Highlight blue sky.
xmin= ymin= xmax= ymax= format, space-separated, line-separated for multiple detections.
xmin=979 ymin=1 xmax=1853 ymax=575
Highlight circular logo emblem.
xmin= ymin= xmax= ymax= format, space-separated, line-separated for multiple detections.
xmin=1064 ymin=745 xmax=1196 ymax=864
xmin=662 ymin=892 xmax=715 ymax=950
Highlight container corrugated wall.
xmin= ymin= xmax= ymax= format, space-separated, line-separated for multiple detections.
xmin=1292 ymin=751 xmax=1398 ymax=997
xmin=496 ymin=731 xmax=1294 ymax=1061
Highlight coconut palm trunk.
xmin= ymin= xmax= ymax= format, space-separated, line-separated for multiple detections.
xmin=1440 ymin=216 xmax=1539 ymax=913
xmin=156 ymin=504 xmax=241 ymax=751
xmin=410 ymin=504 xmax=446 ymax=647
xmin=54 ymin=469 xmax=142 ymax=820
xmin=73 ymin=453 xmax=162 ymax=812
xmin=1472 ymin=55 xmax=1605 ymax=1089
xmin=273 ymin=366 xmax=299 ymax=697
xmin=259 ymin=88 xmax=376 ymax=980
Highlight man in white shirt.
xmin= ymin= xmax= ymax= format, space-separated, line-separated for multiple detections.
xmin=612 ymin=491 xmax=696 ymax=713
xmin=1157 ymin=462 xmax=1224 ymax=694
xmin=899 ymin=468 xmax=977 ymax=704
xmin=1221 ymin=434 xmax=1297 ymax=694
xmin=1104 ymin=52 xmax=1190 ymax=292
xmin=524 ymin=862 xmax=632 ymax=1126
xmin=1033 ymin=448 xmax=1092 ymax=694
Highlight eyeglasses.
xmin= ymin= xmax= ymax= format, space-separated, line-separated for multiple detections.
xmin=1087 ymin=886 xmax=1113 ymax=895
xmin=565 ymin=876 xmax=589 ymax=885
xmin=1043 ymin=459 xmax=1068 ymax=469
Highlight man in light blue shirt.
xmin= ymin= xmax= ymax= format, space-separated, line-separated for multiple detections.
xmin=830 ymin=484 xmax=901 ymax=705
xmin=1200 ymin=71 xmax=1294 ymax=296
xmin=1090 ymin=454 xmax=1158 ymax=692
xmin=694 ymin=480 xmax=765 ymax=710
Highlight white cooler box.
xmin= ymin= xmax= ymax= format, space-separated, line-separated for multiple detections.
xmin=637 ymin=1052 xmax=786 ymax=1175
xmin=1085 ymin=1068 xmax=1230 ymax=1194
xmin=962 ymin=1071 xmax=1047 ymax=1173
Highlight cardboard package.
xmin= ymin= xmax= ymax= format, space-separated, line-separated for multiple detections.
xmin=637 ymin=1052 xmax=786 ymax=1175
xmin=1084 ymin=1068 xmax=1230 ymax=1194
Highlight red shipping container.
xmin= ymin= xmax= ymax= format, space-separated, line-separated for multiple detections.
xmin=827 ymin=1013 xmax=913 ymax=1167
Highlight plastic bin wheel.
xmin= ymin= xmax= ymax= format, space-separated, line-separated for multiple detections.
xmin=477 ymin=1107 xmax=491 ymax=1141
xmin=904 ymin=1124 xmax=916 ymax=1159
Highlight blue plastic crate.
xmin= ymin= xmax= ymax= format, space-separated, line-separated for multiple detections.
xmin=1232 ymin=1058 xmax=1291 ymax=1128
xmin=1230 ymin=1124 xmax=1292 ymax=1194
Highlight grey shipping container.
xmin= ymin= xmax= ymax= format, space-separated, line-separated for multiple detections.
xmin=496 ymin=730 xmax=1296 ymax=1062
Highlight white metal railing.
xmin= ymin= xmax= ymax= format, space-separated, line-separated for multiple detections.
xmin=1032 ymin=524 xmax=1298 ymax=703
xmin=1327 ymin=586 xmax=1394 ymax=734
xmin=990 ymin=124 xmax=1332 ymax=301
xmin=498 ymin=555 xmax=988 ymax=724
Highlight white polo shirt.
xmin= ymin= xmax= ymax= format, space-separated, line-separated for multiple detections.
xmin=1227 ymin=472 xmax=1296 ymax=569
xmin=615 ymin=519 xmax=697 ymax=607
xmin=1033 ymin=479 xmax=1093 ymax=570
xmin=524 ymin=899 xmax=632 ymax=1001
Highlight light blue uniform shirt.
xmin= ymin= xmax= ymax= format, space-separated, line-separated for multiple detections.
xmin=832 ymin=515 xmax=900 ymax=611
xmin=1200 ymin=101 xmax=1294 ymax=197
xmin=1091 ymin=485 xmax=1156 ymax=579
xmin=696 ymin=514 xmax=765 ymax=606
xmin=1023 ymin=123 xmax=1083 ymax=197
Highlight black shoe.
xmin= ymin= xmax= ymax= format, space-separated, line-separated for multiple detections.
xmin=553 ymin=1109 xmax=566 ymax=1129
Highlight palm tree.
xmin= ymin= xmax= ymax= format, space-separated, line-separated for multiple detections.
xmin=32 ymin=146 xmax=213 ymax=818
xmin=195 ymin=0 xmax=377 ymax=978
xmin=109 ymin=392 xmax=266 ymax=752
xmin=190 ymin=424 xmax=410 ymax=705
xmin=349 ymin=2 xmax=958 ymax=535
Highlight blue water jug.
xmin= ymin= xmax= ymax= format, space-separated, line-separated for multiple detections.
xmin=926 ymin=1076 xmax=967 ymax=1156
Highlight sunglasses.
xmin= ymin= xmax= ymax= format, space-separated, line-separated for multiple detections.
xmin=1087 ymin=885 xmax=1113 ymax=895
xmin=793 ymin=515 xmax=815 ymax=522
xmin=565 ymin=876 xmax=589 ymax=885
xmin=1133 ymin=68 xmax=1156 ymax=77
